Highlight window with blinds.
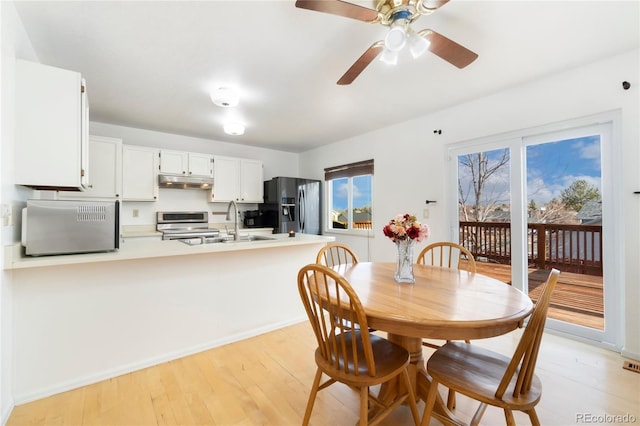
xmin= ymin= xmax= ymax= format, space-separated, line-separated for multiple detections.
xmin=324 ymin=160 xmax=373 ymax=231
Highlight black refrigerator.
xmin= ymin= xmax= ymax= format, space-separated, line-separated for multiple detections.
xmin=259 ymin=177 xmax=321 ymax=234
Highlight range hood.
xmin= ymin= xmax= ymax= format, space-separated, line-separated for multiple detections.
xmin=158 ymin=174 xmax=214 ymax=189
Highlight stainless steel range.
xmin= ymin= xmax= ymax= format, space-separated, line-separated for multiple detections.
xmin=156 ymin=211 xmax=220 ymax=242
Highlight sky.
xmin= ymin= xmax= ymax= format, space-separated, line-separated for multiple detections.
xmin=458 ymin=135 xmax=602 ymax=206
xmin=331 ymin=175 xmax=372 ymax=210
xmin=526 ymin=136 xmax=601 ymax=205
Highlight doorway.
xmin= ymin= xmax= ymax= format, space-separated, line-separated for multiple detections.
xmin=449 ymin=114 xmax=621 ymax=347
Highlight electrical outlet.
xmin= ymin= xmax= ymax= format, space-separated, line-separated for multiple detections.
xmin=423 ymin=208 xmax=430 ymax=219
xmin=132 ymin=209 xmax=139 ymax=218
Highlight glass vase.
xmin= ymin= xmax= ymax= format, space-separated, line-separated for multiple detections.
xmin=395 ymin=239 xmax=415 ymax=283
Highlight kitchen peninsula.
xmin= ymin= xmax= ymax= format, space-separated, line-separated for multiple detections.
xmin=6 ymin=233 xmax=334 ymax=403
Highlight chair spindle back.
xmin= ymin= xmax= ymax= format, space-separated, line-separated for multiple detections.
xmin=496 ymin=268 xmax=560 ymax=399
xmin=417 ymin=241 xmax=477 ymax=272
xmin=298 ymin=264 xmax=375 ymax=376
xmin=316 ymin=243 xmax=359 ymax=268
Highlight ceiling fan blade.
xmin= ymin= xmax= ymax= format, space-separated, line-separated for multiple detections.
xmin=418 ymin=29 xmax=478 ymax=68
xmin=295 ymin=0 xmax=379 ymax=23
xmin=337 ymin=41 xmax=385 ymax=85
xmin=420 ymin=0 xmax=450 ymax=13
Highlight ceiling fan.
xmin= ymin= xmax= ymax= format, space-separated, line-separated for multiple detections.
xmin=295 ymin=0 xmax=478 ymax=85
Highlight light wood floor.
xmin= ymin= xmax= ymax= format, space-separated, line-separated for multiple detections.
xmin=7 ymin=322 xmax=639 ymax=426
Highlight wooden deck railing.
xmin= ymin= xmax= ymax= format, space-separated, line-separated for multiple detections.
xmin=353 ymin=221 xmax=372 ymax=229
xmin=460 ymin=221 xmax=603 ymax=276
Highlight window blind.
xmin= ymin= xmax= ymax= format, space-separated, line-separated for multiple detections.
xmin=324 ymin=159 xmax=374 ymax=181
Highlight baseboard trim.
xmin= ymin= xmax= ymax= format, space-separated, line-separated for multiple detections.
xmin=1 ymin=397 xmax=15 ymax=426
xmin=13 ymin=316 xmax=307 ymax=405
xmin=621 ymin=348 xmax=640 ymax=362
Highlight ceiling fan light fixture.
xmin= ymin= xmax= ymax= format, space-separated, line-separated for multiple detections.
xmin=408 ymin=31 xmax=430 ymax=58
xmin=223 ymin=121 xmax=245 ymax=136
xmin=384 ymin=22 xmax=407 ymax=52
xmin=379 ymin=48 xmax=399 ymax=65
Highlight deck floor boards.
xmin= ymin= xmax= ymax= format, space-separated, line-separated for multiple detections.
xmin=467 ymin=261 xmax=604 ymax=330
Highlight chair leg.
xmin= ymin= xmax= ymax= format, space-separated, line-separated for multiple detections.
xmin=470 ymin=403 xmax=487 ymax=426
xmin=302 ymin=369 xmax=323 ymax=426
xmin=504 ymin=408 xmax=516 ymax=426
xmin=400 ymin=369 xmax=421 ymax=426
xmin=359 ymin=386 xmax=368 ymax=426
xmin=446 ymin=389 xmax=456 ymax=410
xmin=420 ymin=380 xmax=439 ymax=426
xmin=527 ymin=408 xmax=541 ymax=426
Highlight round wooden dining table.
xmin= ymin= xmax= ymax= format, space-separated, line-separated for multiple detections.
xmin=331 ymin=262 xmax=534 ymax=425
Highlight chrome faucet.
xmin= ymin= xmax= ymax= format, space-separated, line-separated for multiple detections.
xmin=226 ymin=200 xmax=240 ymax=241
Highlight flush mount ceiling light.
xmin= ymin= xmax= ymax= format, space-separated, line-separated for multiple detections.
xmin=210 ymin=87 xmax=239 ymax=108
xmin=224 ymin=121 xmax=245 ymax=136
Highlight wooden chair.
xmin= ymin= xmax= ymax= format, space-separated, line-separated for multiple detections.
xmin=421 ymin=269 xmax=560 ymax=426
xmin=416 ymin=241 xmax=477 ymax=409
xmin=297 ymin=263 xmax=421 ymax=426
xmin=317 ymin=242 xmax=367 ymax=331
xmin=416 ymin=241 xmax=477 ymax=273
xmin=316 ymin=242 xmax=359 ymax=267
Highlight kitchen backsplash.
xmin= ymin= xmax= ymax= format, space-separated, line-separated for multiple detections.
xmin=120 ymin=187 xmax=260 ymax=226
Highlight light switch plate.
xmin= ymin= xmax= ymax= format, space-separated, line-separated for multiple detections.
xmin=423 ymin=208 xmax=430 ymax=219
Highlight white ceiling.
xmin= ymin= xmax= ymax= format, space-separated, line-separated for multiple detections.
xmin=13 ymin=1 xmax=640 ymax=153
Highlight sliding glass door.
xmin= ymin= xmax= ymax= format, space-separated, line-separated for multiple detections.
xmin=449 ymin=116 xmax=621 ymax=346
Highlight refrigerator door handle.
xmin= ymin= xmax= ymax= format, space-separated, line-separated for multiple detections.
xmin=299 ymin=188 xmax=306 ymax=232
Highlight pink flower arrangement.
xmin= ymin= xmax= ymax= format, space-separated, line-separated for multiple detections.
xmin=383 ymin=213 xmax=430 ymax=243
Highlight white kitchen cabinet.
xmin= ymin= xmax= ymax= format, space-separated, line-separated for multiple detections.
xmin=159 ymin=150 xmax=213 ymax=177
xmin=189 ymin=152 xmax=214 ymax=177
xmin=241 ymin=159 xmax=264 ymax=202
xmin=15 ymin=59 xmax=89 ymax=190
xmin=211 ymin=156 xmax=263 ymax=203
xmin=58 ymin=136 xmax=122 ymax=200
xmin=122 ymin=145 xmax=159 ymax=201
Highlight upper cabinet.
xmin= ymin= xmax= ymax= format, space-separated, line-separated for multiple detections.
xmin=122 ymin=145 xmax=159 ymax=201
xmin=241 ymin=159 xmax=264 ymax=203
xmin=159 ymin=150 xmax=213 ymax=177
xmin=15 ymin=59 xmax=89 ymax=191
xmin=58 ymin=136 xmax=122 ymax=200
xmin=211 ymin=156 xmax=263 ymax=203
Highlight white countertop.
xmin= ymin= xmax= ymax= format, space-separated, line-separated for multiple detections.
xmin=5 ymin=233 xmax=334 ymax=270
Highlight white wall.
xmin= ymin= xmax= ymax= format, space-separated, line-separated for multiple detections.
xmin=89 ymin=122 xmax=300 ymax=227
xmin=300 ymin=49 xmax=640 ymax=360
xmin=0 ymin=2 xmax=39 ymax=422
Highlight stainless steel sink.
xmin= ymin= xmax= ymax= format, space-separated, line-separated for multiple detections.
xmin=179 ymin=235 xmax=276 ymax=245
xmin=223 ymin=235 xmax=276 ymax=243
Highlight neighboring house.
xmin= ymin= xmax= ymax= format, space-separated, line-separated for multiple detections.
xmin=332 ymin=210 xmax=372 ymax=229
xmin=485 ymin=210 xmax=511 ymax=222
xmin=576 ymin=201 xmax=603 ymax=225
